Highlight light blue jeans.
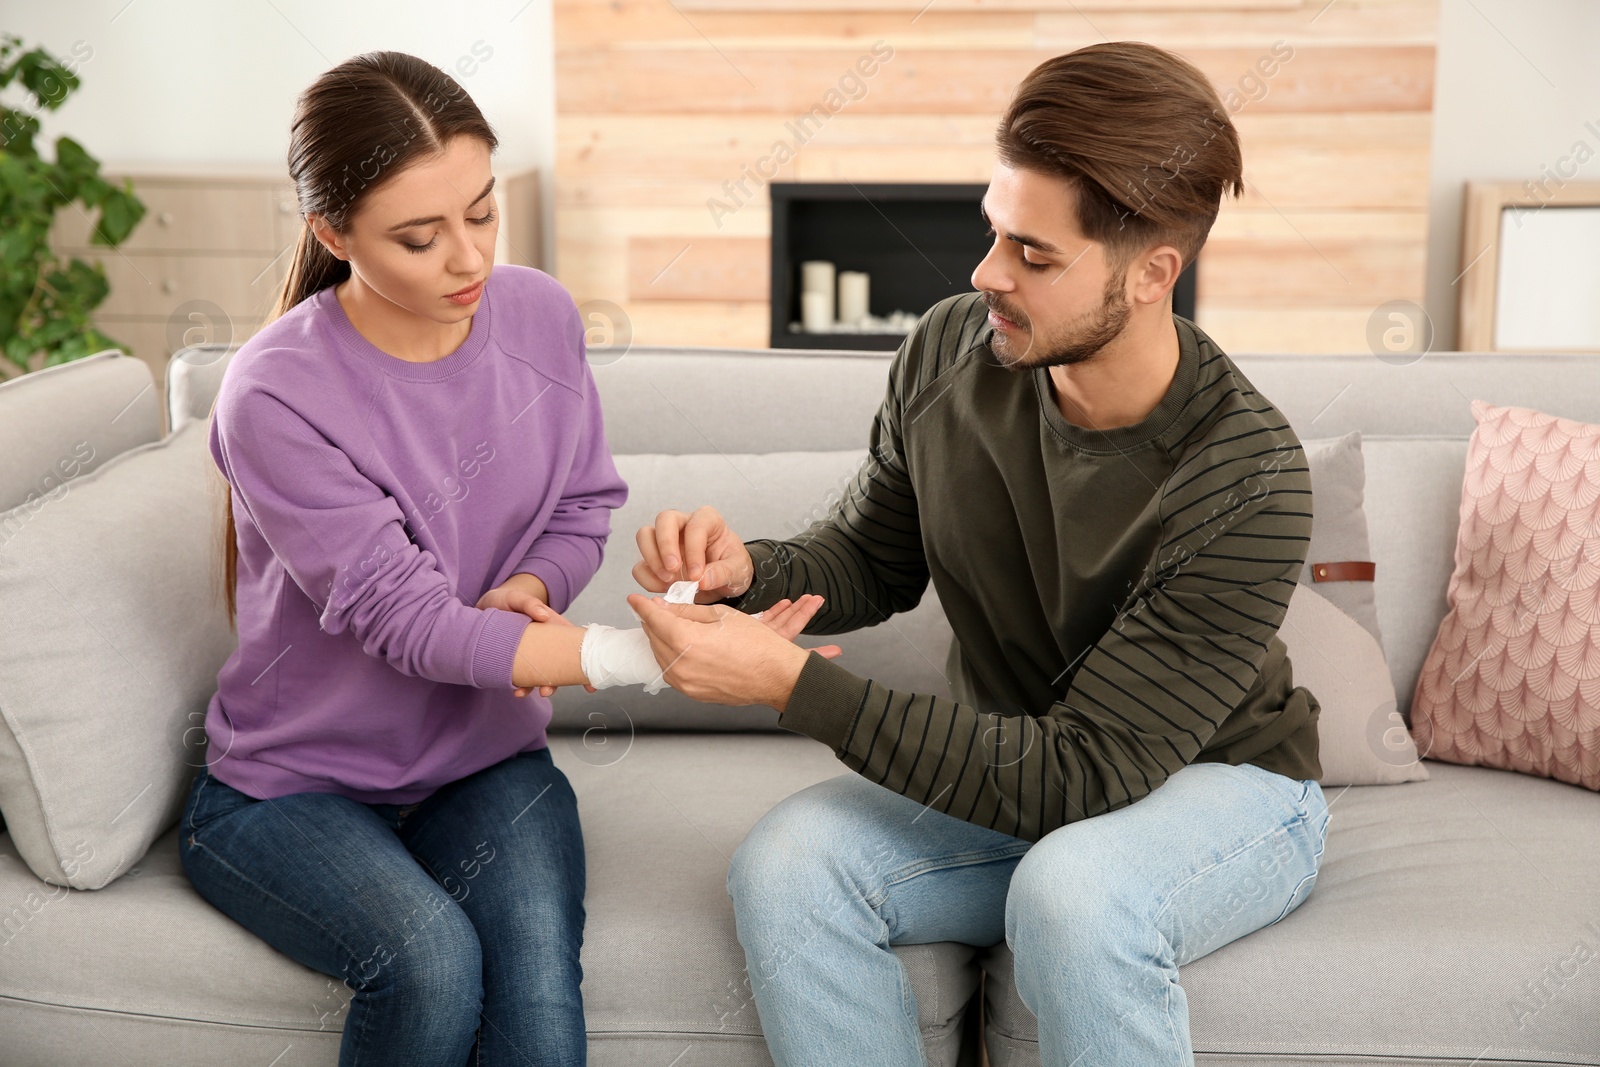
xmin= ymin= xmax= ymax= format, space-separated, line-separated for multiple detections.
xmin=726 ymin=758 xmax=1329 ymax=1066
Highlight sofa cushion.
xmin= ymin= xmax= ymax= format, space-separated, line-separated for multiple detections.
xmin=1361 ymin=436 xmax=1472 ymax=722
xmin=0 ymin=349 xmax=163 ymax=514
xmin=1412 ymin=400 xmax=1600 ymax=791
xmin=551 ymin=450 xmax=955 ymax=731
xmin=557 ymin=434 xmax=1394 ymax=736
xmin=1301 ymin=432 xmax=1384 ymax=649
xmin=0 ymin=733 xmax=979 ymax=1066
xmin=1275 ymin=584 xmax=1426 ymax=786
xmin=7 ymin=746 xmax=1594 ymax=1067
xmin=166 ymin=343 xmax=235 ymax=435
xmin=0 ymin=421 xmax=237 ymax=889
xmin=981 ymin=759 xmax=1600 ymax=1066
xmin=589 ymin=347 xmax=888 ymax=454
xmin=560 ymin=733 xmax=978 ymax=1063
xmin=1292 ymin=432 xmax=1426 ymax=784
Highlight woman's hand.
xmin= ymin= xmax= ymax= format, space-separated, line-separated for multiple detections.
xmin=476 ymin=582 xmax=597 ymax=699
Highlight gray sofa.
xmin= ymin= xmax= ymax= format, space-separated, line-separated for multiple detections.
xmin=1 ymin=338 xmax=1596 ymax=1067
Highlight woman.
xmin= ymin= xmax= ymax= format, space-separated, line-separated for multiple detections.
xmin=179 ymin=51 xmax=832 ymax=1067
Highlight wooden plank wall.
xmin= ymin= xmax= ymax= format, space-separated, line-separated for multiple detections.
xmin=553 ymin=0 xmax=1438 ymax=353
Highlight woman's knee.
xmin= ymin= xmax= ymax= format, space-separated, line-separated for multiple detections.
xmin=523 ymin=753 xmax=582 ymax=818
xmin=344 ymin=894 xmax=484 ymax=1008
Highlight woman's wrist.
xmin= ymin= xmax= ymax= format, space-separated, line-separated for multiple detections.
xmin=509 ymin=617 xmax=587 ymax=690
xmin=505 ymin=571 xmax=550 ymax=605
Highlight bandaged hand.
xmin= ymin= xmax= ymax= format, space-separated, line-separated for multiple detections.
xmin=579 ymin=581 xmax=837 ymax=696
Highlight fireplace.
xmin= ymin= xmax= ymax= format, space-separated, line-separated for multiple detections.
xmin=769 ymin=181 xmax=1197 ymax=350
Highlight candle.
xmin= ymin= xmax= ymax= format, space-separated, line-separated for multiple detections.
xmin=801 ymin=289 xmax=832 ymax=333
xmin=800 ymin=260 xmax=835 ymax=328
xmin=800 ymin=260 xmax=835 ymax=297
xmin=838 ymin=271 xmax=870 ymax=325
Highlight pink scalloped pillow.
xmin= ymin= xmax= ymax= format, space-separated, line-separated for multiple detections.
xmin=1410 ymin=399 xmax=1600 ymax=790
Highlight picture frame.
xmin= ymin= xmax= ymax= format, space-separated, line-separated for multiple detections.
xmin=1458 ymin=179 xmax=1600 ymax=352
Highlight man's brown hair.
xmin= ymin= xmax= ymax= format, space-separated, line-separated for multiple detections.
xmin=995 ymin=41 xmax=1245 ymax=279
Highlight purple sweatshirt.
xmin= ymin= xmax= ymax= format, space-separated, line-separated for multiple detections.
xmin=203 ymin=263 xmax=628 ymax=803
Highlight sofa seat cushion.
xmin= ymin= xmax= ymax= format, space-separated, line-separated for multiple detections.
xmin=0 ymin=733 xmax=980 ymax=1066
xmin=981 ymin=759 xmax=1600 ymax=1067
xmin=0 ymin=825 xmax=347 ymax=1065
xmin=562 ymin=731 xmax=980 ymax=1063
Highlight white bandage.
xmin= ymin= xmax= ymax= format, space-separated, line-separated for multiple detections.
xmin=666 ymin=577 xmax=764 ymax=619
xmin=579 ymin=624 xmax=669 ymax=695
xmin=665 ymin=580 xmax=700 ymax=604
xmin=580 ymin=580 xmax=769 ymax=694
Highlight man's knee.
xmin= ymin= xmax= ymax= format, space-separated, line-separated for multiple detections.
xmin=727 ymin=774 xmax=881 ymax=911
xmin=1004 ymin=831 xmax=1143 ymax=955
xmin=730 ymin=781 xmax=834 ymax=902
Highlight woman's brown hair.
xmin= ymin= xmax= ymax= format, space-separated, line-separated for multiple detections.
xmin=216 ymin=51 xmax=499 ymax=629
xmin=994 ymin=41 xmax=1245 ymax=280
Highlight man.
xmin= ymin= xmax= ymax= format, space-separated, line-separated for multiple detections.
xmin=625 ymin=41 xmax=1328 ymax=1067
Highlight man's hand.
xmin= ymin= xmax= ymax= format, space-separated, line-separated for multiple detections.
xmin=476 ymin=579 xmax=596 ymax=699
xmin=626 ymin=593 xmax=842 ymax=712
xmin=634 ymin=506 xmax=753 ymax=604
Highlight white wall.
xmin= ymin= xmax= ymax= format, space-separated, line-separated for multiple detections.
xmin=2 ymin=0 xmax=558 ymax=269
xmin=1426 ymin=0 xmax=1600 ymax=350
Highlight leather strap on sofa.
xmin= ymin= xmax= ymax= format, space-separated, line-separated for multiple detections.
xmin=1311 ymin=561 xmax=1376 ymax=582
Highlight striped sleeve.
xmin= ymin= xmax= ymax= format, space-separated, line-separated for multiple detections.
xmin=778 ymin=432 xmax=1314 ymax=842
xmin=721 ymin=310 xmax=938 ymax=631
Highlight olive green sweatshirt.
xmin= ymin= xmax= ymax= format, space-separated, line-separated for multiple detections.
xmin=725 ymin=290 xmax=1321 ymax=843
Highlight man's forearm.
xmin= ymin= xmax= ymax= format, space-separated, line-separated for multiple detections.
xmin=721 ymin=541 xmax=796 ymax=614
xmin=724 ymin=532 xmax=928 ymax=635
xmin=771 ymin=654 xmax=1133 ymax=844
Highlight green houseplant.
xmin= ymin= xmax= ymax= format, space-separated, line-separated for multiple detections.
xmin=0 ymin=33 xmax=144 ymax=375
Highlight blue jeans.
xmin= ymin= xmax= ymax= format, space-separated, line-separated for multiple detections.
xmin=179 ymin=745 xmax=586 ymax=1067
xmin=727 ymin=759 xmax=1329 ymax=1067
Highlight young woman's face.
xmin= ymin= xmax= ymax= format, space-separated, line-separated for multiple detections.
xmin=310 ymin=133 xmax=499 ymax=321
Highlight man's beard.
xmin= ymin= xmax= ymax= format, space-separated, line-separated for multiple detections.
xmin=983 ymin=277 xmax=1132 ymax=370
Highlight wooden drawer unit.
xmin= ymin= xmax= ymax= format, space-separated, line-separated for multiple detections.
xmin=91 ymin=252 xmax=289 ymax=322
xmin=52 ymin=177 xmax=295 ymax=254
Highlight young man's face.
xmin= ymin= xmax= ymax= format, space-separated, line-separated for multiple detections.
xmin=971 ymin=160 xmax=1135 ymax=370
xmin=310 ymin=133 xmax=500 ymax=322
